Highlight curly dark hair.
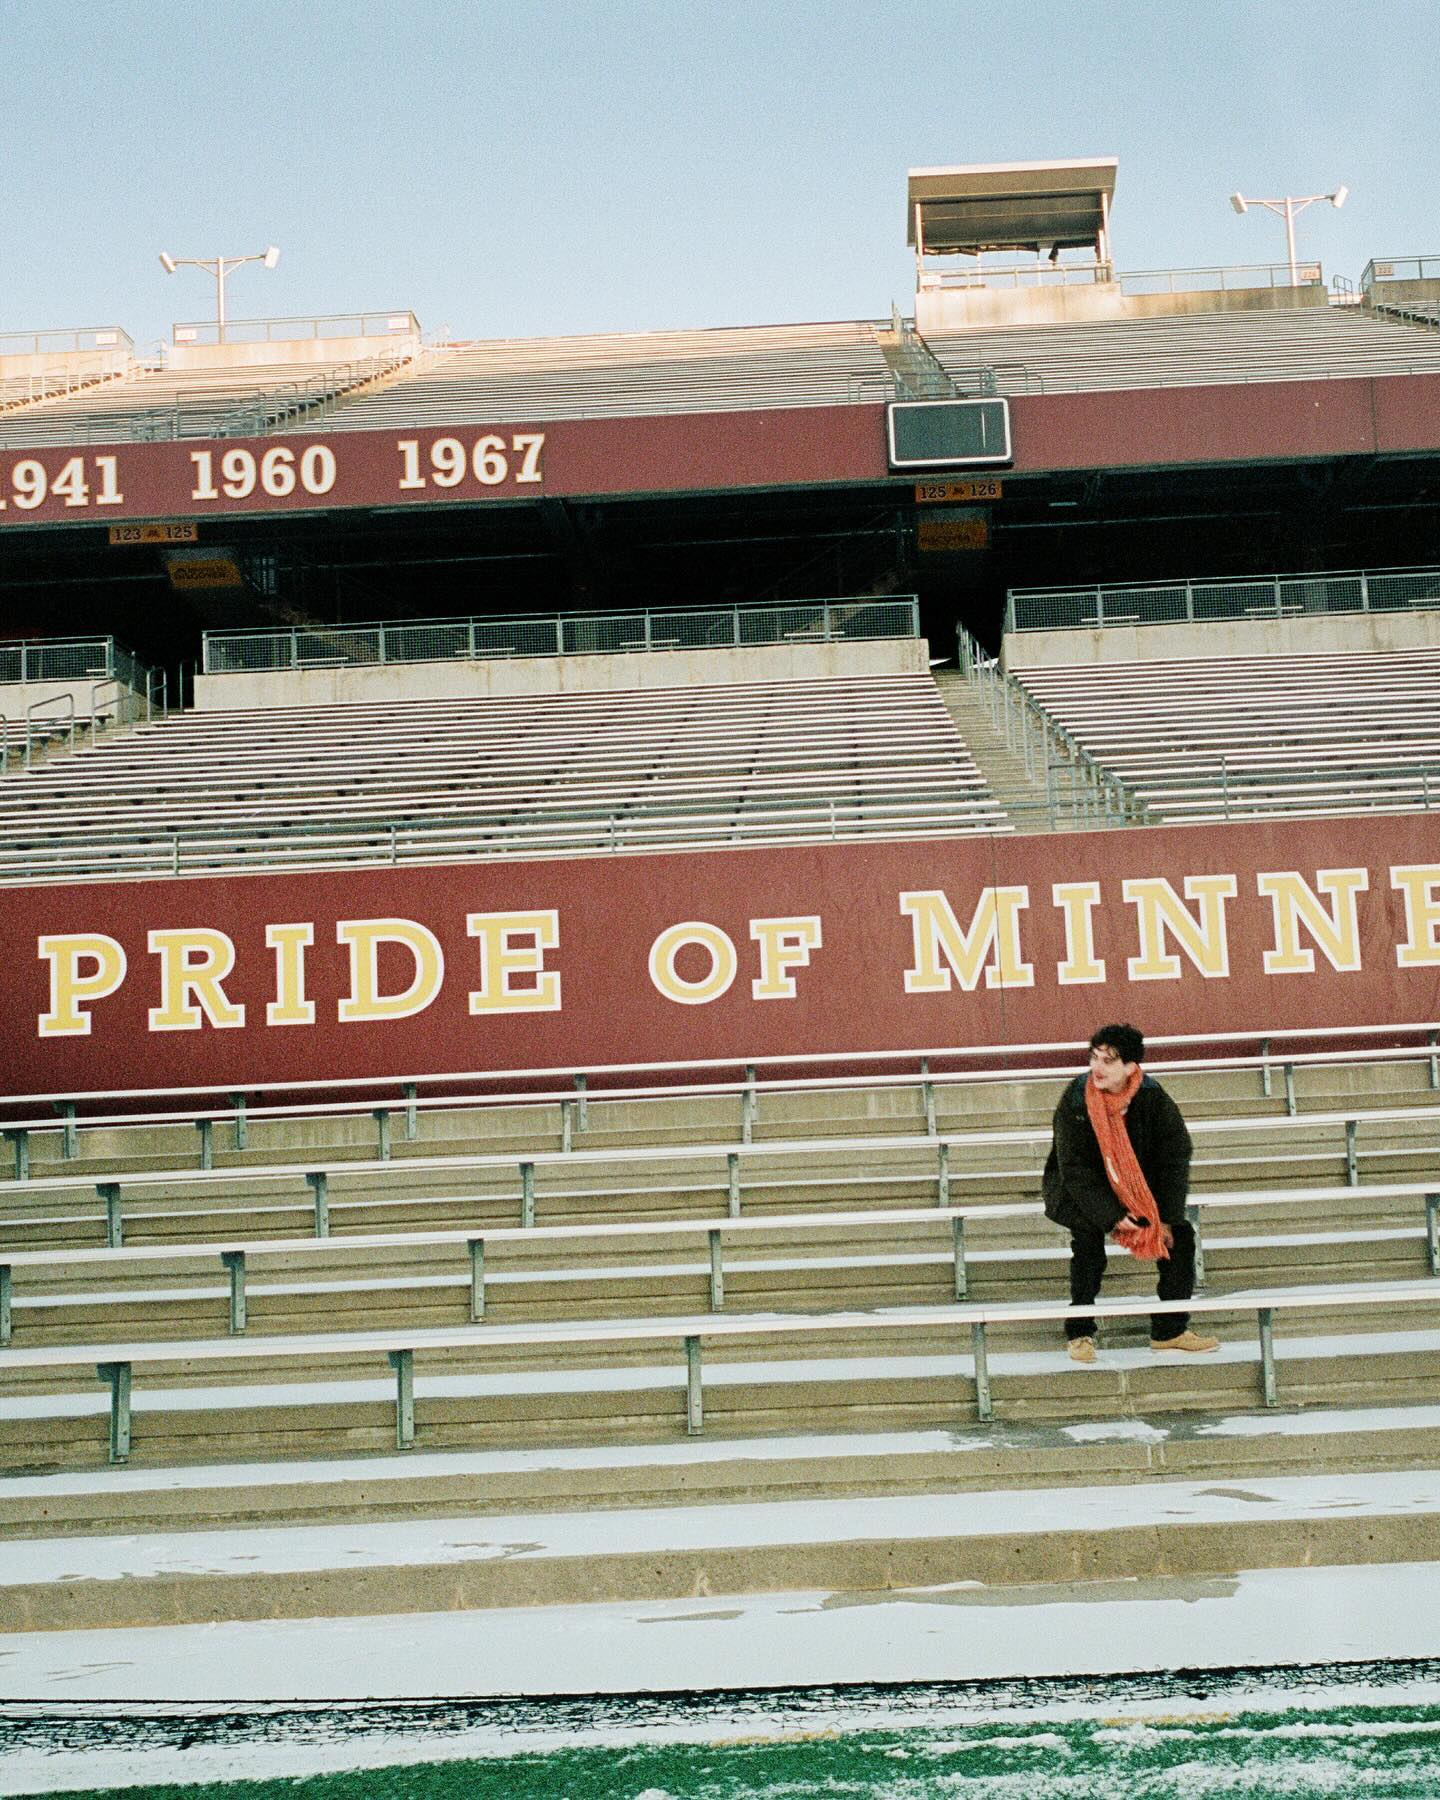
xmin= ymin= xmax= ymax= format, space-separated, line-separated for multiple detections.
xmin=1089 ymin=1022 xmax=1144 ymax=1065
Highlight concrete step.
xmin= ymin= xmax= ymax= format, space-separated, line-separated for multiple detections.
xmin=6 ymin=1463 xmax=1440 ymax=1631
xmin=7 ymin=1406 xmax=1440 ymax=1540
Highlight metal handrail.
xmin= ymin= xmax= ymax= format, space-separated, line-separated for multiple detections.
xmin=0 ymin=325 xmax=134 ymax=356
xmin=202 ymin=595 xmax=923 ymax=674
xmin=171 ymin=310 xmax=421 ymax=345
xmin=920 ymin=260 xmax=1317 ymax=294
xmin=0 ymin=1031 xmax=1434 ymax=1128
xmin=955 ymin=623 xmax=1149 ymax=829
xmin=1132 ymin=757 xmax=1440 ymax=818
xmin=23 ymin=693 xmax=74 ymax=771
xmin=1361 ymin=256 xmax=1440 ymax=292
xmin=1007 ymin=561 xmax=1440 ymax=634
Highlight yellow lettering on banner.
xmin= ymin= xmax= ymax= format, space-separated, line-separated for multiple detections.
xmin=1052 ymin=882 xmax=1106 ymax=984
xmin=37 ymin=933 xmax=128 ymax=1037
xmin=750 ymin=916 xmax=822 ymax=1001
xmin=1123 ymin=876 xmax=1238 ymax=981
xmin=467 ymin=911 xmax=562 ymax=1013
xmin=899 ymin=888 xmax=1033 ymax=993
xmin=148 ymin=928 xmax=245 ymax=1031
xmin=266 ymin=923 xmax=316 ymax=1025
xmin=649 ymin=922 xmax=738 ymax=1006
xmin=1257 ymin=869 xmax=1368 ymax=975
xmin=1392 ymin=865 xmax=1440 ymax=968
xmin=337 ymin=918 xmax=445 ymax=1022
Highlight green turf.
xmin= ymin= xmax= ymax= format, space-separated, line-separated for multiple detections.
xmin=37 ymin=1703 xmax=1440 ymax=1799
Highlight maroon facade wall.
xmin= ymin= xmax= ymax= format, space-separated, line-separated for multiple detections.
xmin=2 ymin=813 xmax=1436 ymax=1101
xmin=3 ymin=373 xmax=1440 ymax=529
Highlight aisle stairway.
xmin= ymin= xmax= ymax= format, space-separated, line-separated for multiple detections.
xmin=932 ymin=668 xmax=1058 ymax=832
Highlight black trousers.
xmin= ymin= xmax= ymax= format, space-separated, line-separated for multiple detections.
xmin=1065 ymin=1219 xmax=1196 ymax=1341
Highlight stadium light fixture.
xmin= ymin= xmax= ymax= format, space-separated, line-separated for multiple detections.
xmin=1227 ymin=187 xmax=1349 ymax=286
xmin=156 ymin=244 xmax=281 ymax=343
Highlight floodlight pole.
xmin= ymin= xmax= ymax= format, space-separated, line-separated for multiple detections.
xmin=1228 ymin=189 xmax=1347 ymax=286
xmin=157 ymin=246 xmax=280 ymax=344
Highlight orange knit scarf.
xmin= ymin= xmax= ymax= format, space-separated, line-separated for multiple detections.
xmin=1085 ymin=1065 xmax=1170 ymax=1262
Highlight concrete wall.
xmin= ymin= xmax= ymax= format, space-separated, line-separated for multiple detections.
xmin=1366 ymin=277 xmax=1440 ymax=308
xmin=0 ymin=347 xmax=131 ymax=382
xmin=916 ymin=280 xmax=1328 ymax=334
xmin=194 ymin=637 xmax=931 ymax=713
xmin=1004 ymin=608 xmax=1440 ymax=668
xmin=166 ymin=336 xmax=417 ymax=370
xmin=0 ymin=679 xmax=139 ymax=728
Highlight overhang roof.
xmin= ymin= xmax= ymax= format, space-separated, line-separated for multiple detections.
xmin=907 ymin=157 xmax=1118 ymax=255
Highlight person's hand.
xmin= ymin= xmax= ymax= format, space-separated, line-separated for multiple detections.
xmin=1160 ymin=1224 xmax=1174 ymax=1250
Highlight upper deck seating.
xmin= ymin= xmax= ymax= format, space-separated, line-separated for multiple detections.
xmin=0 ymin=672 xmax=1010 ymax=883
xmin=297 ymin=320 xmax=893 ymax=431
xmin=925 ymin=305 xmax=1440 ymax=396
xmin=1011 ymin=646 xmax=1440 ymax=821
xmin=0 ymin=349 xmax=418 ymax=449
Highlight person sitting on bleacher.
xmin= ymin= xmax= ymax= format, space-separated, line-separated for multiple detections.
xmin=1042 ymin=1022 xmax=1219 ymax=1365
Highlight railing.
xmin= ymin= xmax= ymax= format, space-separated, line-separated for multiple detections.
xmin=955 ymin=623 xmax=1148 ymax=829
xmin=0 ymin=636 xmax=138 ymax=688
xmin=1135 ymin=759 xmax=1440 ymax=819
xmin=1006 ymin=563 xmax=1440 ymax=634
xmin=0 ymin=326 xmax=134 ymax=356
xmin=1361 ymin=256 xmax=1440 ymax=292
xmin=23 ymin=693 xmax=75 ymax=770
xmin=920 ymin=261 xmax=1318 ymax=294
xmin=171 ymin=311 xmax=421 ymax=346
xmin=1370 ymin=299 xmax=1440 ymax=332
xmin=203 ymin=596 xmax=922 ymax=674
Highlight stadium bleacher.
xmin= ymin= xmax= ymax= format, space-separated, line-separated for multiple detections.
xmin=0 ymin=671 xmax=1010 ymax=882
xmin=1010 ymin=645 xmax=1440 ymax=821
xmin=0 ymin=345 xmax=422 ymax=447
xmin=2 ymin=1050 xmax=1437 ymax=1639
xmin=926 ymin=303 xmax=1440 ymax=394
xmin=291 ymin=319 xmax=896 ymax=430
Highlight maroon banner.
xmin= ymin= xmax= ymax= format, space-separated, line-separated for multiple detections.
xmin=0 ymin=407 xmax=888 ymax=529
xmin=0 ymin=814 xmax=1436 ymax=1100
xmin=4 ymin=373 xmax=1440 ymax=529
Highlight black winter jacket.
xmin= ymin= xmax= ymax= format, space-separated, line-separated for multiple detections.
xmin=1041 ymin=1073 xmax=1192 ymax=1234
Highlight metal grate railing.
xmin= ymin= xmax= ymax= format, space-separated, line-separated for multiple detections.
xmin=203 ymin=597 xmax=922 ymax=674
xmin=921 ymin=261 xmax=1317 ymax=294
xmin=171 ymin=311 xmax=420 ymax=346
xmin=1006 ymin=565 xmax=1440 ymax=634
xmin=1361 ymin=256 xmax=1440 ymax=291
xmin=0 ymin=636 xmax=138 ymax=687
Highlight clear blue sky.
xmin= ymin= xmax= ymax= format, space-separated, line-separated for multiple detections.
xmin=1 ymin=0 xmax=1435 ymax=348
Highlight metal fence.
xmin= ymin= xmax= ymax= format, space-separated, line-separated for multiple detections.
xmin=923 ymin=261 xmax=1316 ymax=294
xmin=171 ymin=312 xmax=420 ymax=346
xmin=0 ymin=637 xmax=137 ymax=687
xmin=0 ymin=326 xmax=134 ymax=356
xmin=1361 ymin=256 xmax=1440 ymax=290
xmin=1007 ymin=566 xmax=1440 ymax=634
xmin=203 ymin=597 xmax=922 ymax=675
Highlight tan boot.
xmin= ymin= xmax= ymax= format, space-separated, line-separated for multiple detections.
xmin=1067 ymin=1336 xmax=1098 ymax=1364
xmin=1151 ymin=1329 xmax=1219 ymax=1353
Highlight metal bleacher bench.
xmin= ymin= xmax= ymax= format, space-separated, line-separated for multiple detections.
xmin=1 ymin=1105 xmax=1435 ymax=1239
xmin=6 ymin=1276 xmax=1440 ymax=1464
xmin=2 ymin=1180 xmax=1437 ymax=1349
